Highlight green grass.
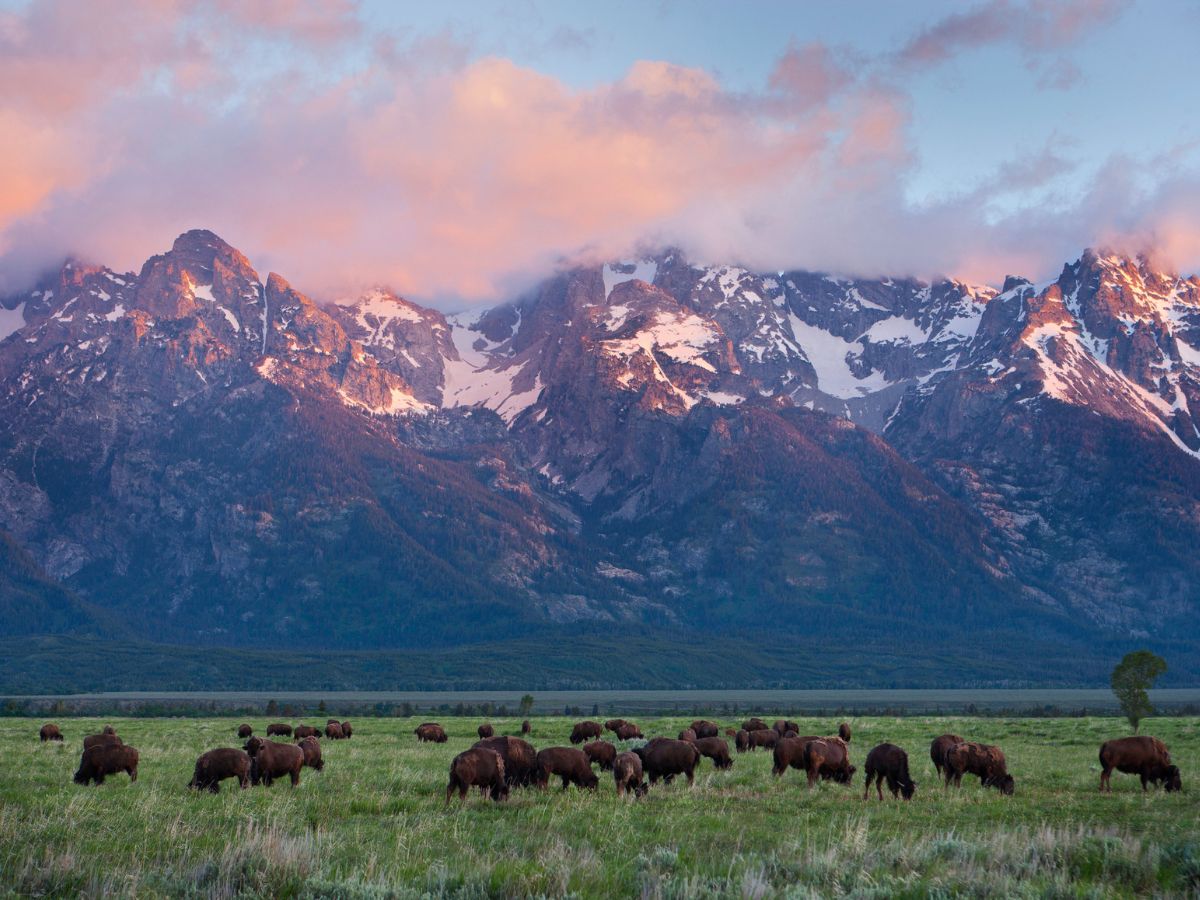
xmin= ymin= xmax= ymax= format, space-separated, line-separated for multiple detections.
xmin=3 ymin=716 xmax=1200 ymax=897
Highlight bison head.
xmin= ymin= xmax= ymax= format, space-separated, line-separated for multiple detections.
xmin=985 ymin=774 xmax=1015 ymax=795
xmin=1164 ymin=765 xmax=1183 ymax=792
xmin=243 ymin=737 xmax=265 ymax=756
xmin=901 ymin=780 xmax=916 ymax=800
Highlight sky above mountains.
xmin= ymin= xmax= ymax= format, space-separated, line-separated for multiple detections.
xmin=0 ymin=0 xmax=1198 ymax=307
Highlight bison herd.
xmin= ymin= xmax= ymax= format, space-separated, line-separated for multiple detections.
xmin=34 ymin=717 xmax=1185 ymax=803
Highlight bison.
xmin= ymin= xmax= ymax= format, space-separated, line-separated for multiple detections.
xmin=772 ymin=737 xmax=808 ymax=776
xmin=237 ymin=724 xmax=253 ymax=739
xmin=615 ymin=723 xmax=643 ymax=740
xmin=694 ymin=737 xmax=733 ymax=770
xmin=614 ymin=751 xmax=648 ymax=798
xmin=944 ymin=741 xmax=1013 ymax=795
xmin=802 ymin=738 xmax=855 ymax=787
xmin=930 ymin=734 xmax=963 ymax=776
xmin=75 ymin=743 xmax=139 ymax=785
xmin=341 ymin=721 xmax=353 ymax=739
xmin=863 ymin=743 xmax=915 ymax=800
xmin=83 ymin=732 xmax=122 ymax=751
xmin=294 ymin=725 xmax=320 ymax=740
xmin=415 ymin=723 xmax=448 ymax=743
xmin=298 ymin=736 xmax=324 ymax=772
xmin=473 ymin=735 xmax=538 ymax=788
xmin=691 ymin=720 xmax=719 ymax=739
xmin=243 ymin=737 xmax=304 ymax=788
xmin=583 ymin=740 xmax=617 ymax=771
xmin=1099 ymin=736 xmax=1182 ymax=793
xmin=604 ymin=719 xmax=630 ymax=733
xmin=446 ymin=748 xmax=508 ymax=804
xmin=521 ymin=720 xmax=531 ymax=735
xmin=536 ymin=747 xmax=599 ymax=791
xmin=477 ymin=723 xmax=495 ymax=739
xmin=266 ymin=723 xmax=292 ymax=737
xmin=570 ymin=721 xmax=603 ymax=744
xmin=838 ymin=722 xmax=852 ymax=743
xmin=735 ymin=730 xmax=751 ymax=753
xmin=678 ymin=728 xmax=698 ymax=744
xmin=189 ymin=748 xmax=251 ymax=792
xmin=742 ymin=718 xmax=769 ymax=732
xmin=101 ymin=725 xmax=116 ymax=735
xmin=39 ymin=723 xmax=63 ymax=742
xmin=325 ymin=722 xmax=345 ymax=740
xmin=634 ymin=738 xmax=700 ymax=786
xmin=747 ymin=729 xmax=779 ymax=751
xmin=773 ymin=719 xmax=799 ymax=736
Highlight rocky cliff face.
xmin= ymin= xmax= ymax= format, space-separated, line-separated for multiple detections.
xmin=1 ymin=230 xmax=1196 ymax=667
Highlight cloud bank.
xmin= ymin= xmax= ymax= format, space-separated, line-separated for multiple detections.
xmin=0 ymin=0 xmax=1196 ymax=306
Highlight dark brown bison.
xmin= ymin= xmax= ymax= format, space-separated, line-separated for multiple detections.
xmin=237 ymin=724 xmax=253 ymax=739
xmin=521 ymin=720 xmax=531 ymax=735
xmin=678 ymin=728 xmax=698 ymax=743
xmin=863 ymin=743 xmax=915 ymax=800
xmin=325 ymin=722 xmax=345 ymax=740
xmin=735 ymin=730 xmax=751 ymax=753
xmin=748 ymin=729 xmax=779 ymax=751
xmin=327 ymin=718 xmax=340 ymax=725
xmin=477 ymin=723 xmax=495 ymax=739
xmin=536 ymin=747 xmax=599 ymax=791
xmin=584 ymin=740 xmax=617 ymax=771
xmin=773 ymin=719 xmax=799 ymax=736
xmin=742 ymin=718 xmax=769 ymax=732
xmin=189 ymin=748 xmax=251 ymax=792
xmin=570 ymin=721 xmax=603 ymax=744
xmin=243 ymin=737 xmax=304 ymax=787
xmin=635 ymin=738 xmax=700 ymax=786
xmin=266 ymin=723 xmax=292 ymax=737
xmin=838 ymin=722 xmax=852 ymax=743
xmin=772 ymin=737 xmax=808 ymax=776
xmin=415 ymin=723 xmax=447 ymax=743
xmin=944 ymin=741 xmax=1013 ymax=795
xmin=614 ymin=751 xmax=648 ymax=797
xmin=615 ymin=723 xmax=643 ymax=740
xmin=473 ymin=736 xmax=538 ymax=788
xmin=1099 ymin=736 xmax=1182 ymax=792
xmin=446 ymin=748 xmax=508 ymax=804
xmin=691 ymin=720 xmax=720 ymax=738
xmin=694 ymin=737 xmax=733 ymax=770
xmin=294 ymin=725 xmax=320 ymax=740
xmin=341 ymin=721 xmax=352 ymax=739
xmin=930 ymin=734 xmax=963 ymax=776
xmin=39 ymin=723 xmax=63 ymax=742
xmin=101 ymin=725 xmax=116 ymax=735
xmin=75 ymin=744 xmax=139 ymax=785
xmin=83 ymin=732 xmax=122 ymax=751
xmin=298 ymin=736 xmax=324 ymax=772
xmin=604 ymin=719 xmax=630 ymax=733
xmin=803 ymin=738 xmax=855 ymax=787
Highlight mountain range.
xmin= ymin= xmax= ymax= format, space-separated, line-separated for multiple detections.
xmin=1 ymin=229 xmax=1197 ymax=690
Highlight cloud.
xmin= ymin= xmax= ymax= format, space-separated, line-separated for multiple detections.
xmin=0 ymin=0 xmax=1196 ymax=307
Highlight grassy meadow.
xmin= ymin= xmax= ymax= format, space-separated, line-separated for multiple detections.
xmin=2 ymin=715 xmax=1200 ymax=897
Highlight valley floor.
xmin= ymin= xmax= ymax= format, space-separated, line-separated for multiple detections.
xmin=3 ymin=716 xmax=1199 ymax=897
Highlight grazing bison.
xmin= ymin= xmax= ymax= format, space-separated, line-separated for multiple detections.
xmin=75 ymin=744 xmax=139 ymax=785
xmin=802 ymin=738 xmax=855 ymax=787
xmin=773 ymin=720 xmax=799 ymax=736
xmin=863 ymin=743 xmax=915 ymax=800
xmin=39 ymin=723 xmax=63 ymax=742
xmin=415 ymin=723 xmax=448 ymax=743
xmin=584 ymin=740 xmax=617 ymax=771
xmin=341 ymin=721 xmax=353 ymax=739
xmin=237 ymin=724 xmax=253 ymax=739
xmin=930 ymin=734 xmax=963 ymax=776
xmin=690 ymin=720 xmax=719 ymax=739
xmin=748 ymin=729 xmax=779 ymax=751
xmin=521 ymin=720 xmax=531 ymax=735
xmin=477 ymin=723 xmax=495 ymax=739
xmin=570 ymin=721 xmax=603 ymax=744
xmin=243 ymin=737 xmax=304 ymax=788
xmin=536 ymin=747 xmax=599 ymax=791
xmin=616 ymin=723 xmax=644 ymax=740
xmin=735 ymin=730 xmax=751 ymax=753
xmin=614 ymin=751 xmax=648 ymax=797
xmin=772 ymin=737 xmax=808 ymax=776
xmin=694 ymin=737 xmax=733 ymax=770
xmin=839 ymin=722 xmax=852 ymax=743
xmin=294 ymin=725 xmax=320 ymax=740
xmin=325 ymin=722 xmax=345 ymax=740
xmin=83 ymin=732 xmax=123 ymax=751
xmin=1099 ymin=736 xmax=1182 ymax=793
xmin=266 ymin=723 xmax=292 ymax=737
xmin=102 ymin=725 xmax=116 ymax=735
xmin=446 ymin=748 xmax=508 ymax=804
xmin=944 ymin=741 xmax=1013 ymax=794
xmin=635 ymin=738 xmax=700 ymax=786
xmin=189 ymin=748 xmax=251 ymax=792
xmin=473 ymin=736 xmax=538 ymax=788
xmin=298 ymin=736 xmax=324 ymax=772
xmin=742 ymin=718 xmax=769 ymax=732
xmin=678 ymin=728 xmax=698 ymax=744
xmin=604 ymin=719 xmax=630 ymax=733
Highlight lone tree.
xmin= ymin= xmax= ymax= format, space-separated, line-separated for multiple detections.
xmin=518 ymin=694 xmax=535 ymax=717
xmin=1111 ymin=650 xmax=1167 ymax=732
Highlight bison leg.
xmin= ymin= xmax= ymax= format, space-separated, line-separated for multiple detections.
xmin=95 ymin=773 xmax=105 ymax=785
xmin=240 ymin=774 xmax=249 ymax=790
xmin=1141 ymin=773 xmax=1149 ymax=792
xmin=862 ymin=771 xmax=872 ymax=801
xmin=290 ymin=768 xmax=300 ymax=787
xmin=885 ymin=775 xmax=897 ymax=799
xmin=685 ymin=768 xmax=694 ymax=786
